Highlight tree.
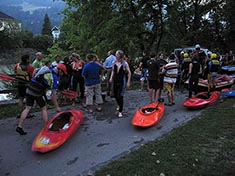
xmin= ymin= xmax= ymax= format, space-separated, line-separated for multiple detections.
xmin=41 ymin=13 xmax=52 ymax=35
xmin=61 ymin=0 xmax=167 ymax=59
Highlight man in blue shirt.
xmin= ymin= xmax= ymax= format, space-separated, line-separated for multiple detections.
xmin=82 ymin=53 xmax=104 ymax=113
xmin=103 ymin=50 xmax=116 ymax=96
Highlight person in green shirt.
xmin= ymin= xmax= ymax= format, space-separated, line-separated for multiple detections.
xmin=32 ymin=52 xmax=43 ymax=69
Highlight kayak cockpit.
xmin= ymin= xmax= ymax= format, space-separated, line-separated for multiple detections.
xmin=49 ymin=112 xmax=72 ymax=131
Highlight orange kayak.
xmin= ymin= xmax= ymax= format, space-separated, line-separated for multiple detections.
xmin=183 ymin=91 xmax=220 ymax=109
xmin=132 ymin=101 xmax=165 ymax=127
xmin=32 ymin=109 xmax=83 ymax=153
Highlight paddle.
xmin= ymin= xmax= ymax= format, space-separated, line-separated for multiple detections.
xmin=0 ymin=73 xmax=29 ymax=84
xmin=0 ymin=73 xmax=15 ymax=81
xmin=61 ymin=90 xmax=78 ymax=99
xmin=142 ymin=98 xmax=164 ymax=113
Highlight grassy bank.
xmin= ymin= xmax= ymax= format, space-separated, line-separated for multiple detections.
xmin=95 ymin=97 xmax=235 ymax=176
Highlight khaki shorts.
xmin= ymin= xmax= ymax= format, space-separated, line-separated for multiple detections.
xmin=164 ymin=82 xmax=175 ymax=93
xmin=85 ymin=84 xmax=103 ymax=105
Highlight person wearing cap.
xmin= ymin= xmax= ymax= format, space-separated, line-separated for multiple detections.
xmin=193 ymin=44 xmax=206 ymax=77
xmin=181 ymin=52 xmax=192 ymax=83
xmin=16 ymin=64 xmax=67 ymax=135
xmin=207 ymin=53 xmax=220 ymax=94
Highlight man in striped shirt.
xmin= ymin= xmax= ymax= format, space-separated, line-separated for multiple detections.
xmin=162 ymin=53 xmax=178 ymax=106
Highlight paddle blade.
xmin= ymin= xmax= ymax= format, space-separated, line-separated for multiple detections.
xmin=62 ymin=90 xmax=78 ymax=99
xmin=0 ymin=74 xmax=15 ymax=81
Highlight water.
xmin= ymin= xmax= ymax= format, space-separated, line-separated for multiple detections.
xmin=0 ymin=93 xmax=12 ymax=101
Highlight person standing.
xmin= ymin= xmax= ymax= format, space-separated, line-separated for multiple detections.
xmin=82 ymin=53 xmax=104 ymax=113
xmin=103 ymin=50 xmax=116 ymax=96
xmin=139 ymin=50 xmax=149 ymax=91
xmin=157 ymin=53 xmax=168 ymax=99
xmin=162 ymin=53 xmax=178 ymax=106
xmin=188 ymin=55 xmax=202 ymax=98
xmin=14 ymin=54 xmax=34 ymax=117
xmin=71 ymin=53 xmax=85 ymax=105
xmin=109 ymin=50 xmax=131 ymax=117
xmin=147 ymin=52 xmax=160 ymax=103
xmin=207 ymin=53 xmax=220 ymax=94
xmin=181 ymin=52 xmax=192 ymax=83
xmin=32 ymin=52 xmax=43 ymax=69
xmin=51 ymin=54 xmax=63 ymax=68
xmin=193 ymin=44 xmax=206 ymax=76
xmin=16 ymin=64 xmax=67 ymax=135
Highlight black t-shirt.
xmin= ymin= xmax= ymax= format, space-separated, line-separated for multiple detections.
xmin=147 ymin=59 xmax=159 ymax=80
xmin=140 ymin=56 xmax=149 ymax=69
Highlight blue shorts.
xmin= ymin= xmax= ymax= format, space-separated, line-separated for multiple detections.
xmin=140 ymin=68 xmax=148 ymax=81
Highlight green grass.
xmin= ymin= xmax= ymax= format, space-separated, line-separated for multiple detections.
xmin=95 ymin=98 xmax=235 ymax=176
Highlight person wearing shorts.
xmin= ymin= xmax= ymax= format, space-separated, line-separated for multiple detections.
xmin=147 ymin=52 xmax=160 ymax=102
xmin=163 ymin=53 xmax=178 ymax=106
xmin=16 ymin=64 xmax=67 ymax=135
xmin=82 ymin=53 xmax=104 ymax=113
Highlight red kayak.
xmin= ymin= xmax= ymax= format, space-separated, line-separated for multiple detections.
xmin=198 ymin=74 xmax=234 ymax=89
xmin=132 ymin=101 xmax=165 ymax=127
xmin=185 ymin=74 xmax=234 ymax=90
xmin=183 ymin=91 xmax=220 ymax=109
xmin=32 ymin=109 xmax=83 ymax=153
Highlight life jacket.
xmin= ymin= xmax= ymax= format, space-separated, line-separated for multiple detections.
xmin=191 ymin=61 xmax=200 ymax=75
xmin=210 ymin=59 xmax=220 ymax=72
xmin=15 ymin=63 xmax=30 ymax=81
xmin=182 ymin=57 xmax=192 ymax=70
xmin=27 ymin=66 xmax=53 ymax=96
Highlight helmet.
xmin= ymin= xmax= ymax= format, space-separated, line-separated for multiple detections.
xmin=211 ymin=53 xmax=217 ymax=59
xmin=208 ymin=51 xmax=212 ymax=56
xmin=195 ymin=44 xmax=200 ymax=49
xmin=180 ymin=51 xmax=184 ymax=54
xmin=57 ymin=64 xmax=67 ymax=74
xmin=183 ymin=53 xmax=189 ymax=58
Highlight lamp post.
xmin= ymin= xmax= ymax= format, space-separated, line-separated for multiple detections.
xmin=51 ymin=26 xmax=60 ymax=43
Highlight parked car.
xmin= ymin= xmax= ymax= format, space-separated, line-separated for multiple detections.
xmin=182 ymin=47 xmax=208 ymax=55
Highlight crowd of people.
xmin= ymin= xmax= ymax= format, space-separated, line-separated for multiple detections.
xmin=14 ymin=45 xmax=234 ymax=135
xmin=15 ymin=50 xmax=132 ymax=135
xmin=137 ymin=44 xmax=235 ymax=106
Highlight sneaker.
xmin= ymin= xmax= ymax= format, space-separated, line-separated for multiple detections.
xmin=16 ymin=127 xmax=27 ymax=135
xmin=116 ymin=106 xmax=120 ymax=111
xmin=118 ymin=112 xmax=123 ymax=118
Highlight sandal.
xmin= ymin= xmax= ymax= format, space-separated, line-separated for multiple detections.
xmin=88 ymin=108 xmax=93 ymax=113
xmin=96 ymin=107 xmax=102 ymax=112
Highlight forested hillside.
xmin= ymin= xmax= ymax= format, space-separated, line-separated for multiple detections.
xmin=0 ymin=0 xmax=65 ymax=34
